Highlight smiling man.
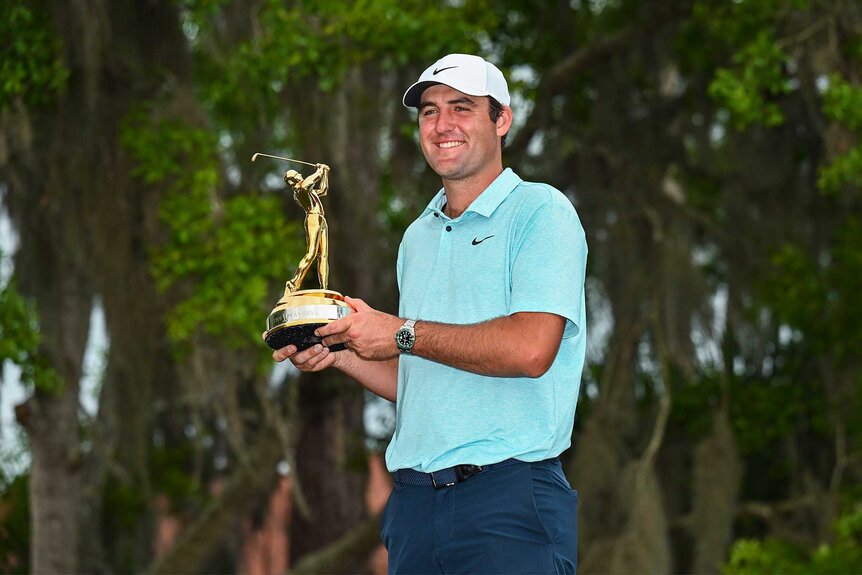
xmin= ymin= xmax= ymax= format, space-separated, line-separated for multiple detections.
xmin=272 ymin=53 xmax=587 ymax=573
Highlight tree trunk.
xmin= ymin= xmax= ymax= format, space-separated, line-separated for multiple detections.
xmin=690 ymin=409 xmax=741 ymax=574
xmin=5 ymin=42 xmax=95 ymax=574
xmin=3 ymin=0 xmax=195 ymax=571
xmin=12 ymin=228 xmax=91 ymax=574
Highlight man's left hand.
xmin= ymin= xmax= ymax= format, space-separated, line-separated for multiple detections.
xmin=317 ymin=297 xmax=402 ymax=360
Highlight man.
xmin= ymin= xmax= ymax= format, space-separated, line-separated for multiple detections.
xmin=283 ymin=163 xmax=330 ymax=293
xmin=273 ymin=53 xmax=587 ymax=573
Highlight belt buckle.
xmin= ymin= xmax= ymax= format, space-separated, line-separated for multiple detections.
xmin=431 ymin=471 xmax=456 ymax=489
xmin=456 ymin=464 xmax=483 ymax=482
xmin=431 ymin=464 xmax=484 ymax=489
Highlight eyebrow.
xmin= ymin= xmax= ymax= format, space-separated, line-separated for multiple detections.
xmin=417 ymin=96 xmax=477 ymax=111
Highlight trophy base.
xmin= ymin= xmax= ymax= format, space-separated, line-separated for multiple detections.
xmin=265 ymin=322 xmax=346 ymax=352
xmin=264 ymin=289 xmax=351 ymax=352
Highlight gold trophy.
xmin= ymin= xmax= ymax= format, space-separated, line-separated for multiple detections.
xmin=253 ymin=153 xmax=351 ymax=351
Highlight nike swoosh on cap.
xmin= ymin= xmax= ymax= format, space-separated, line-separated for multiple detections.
xmin=432 ymin=66 xmax=458 ymax=75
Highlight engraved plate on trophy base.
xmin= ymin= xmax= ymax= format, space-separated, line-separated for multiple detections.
xmin=264 ymin=289 xmax=351 ymax=351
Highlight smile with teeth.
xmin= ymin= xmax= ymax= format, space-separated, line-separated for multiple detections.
xmin=437 ymin=141 xmax=464 ymax=149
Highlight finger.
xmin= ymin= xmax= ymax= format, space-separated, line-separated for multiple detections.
xmin=344 ymin=296 xmax=371 ymax=312
xmin=321 ymin=333 xmax=347 ymax=348
xmin=296 ymin=345 xmax=330 ymax=370
xmin=316 ymin=317 xmax=350 ymax=338
xmin=272 ymin=344 xmax=297 ymax=362
xmin=292 ymin=344 xmax=326 ymax=365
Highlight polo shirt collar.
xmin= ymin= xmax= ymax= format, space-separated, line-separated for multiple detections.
xmin=421 ymin=168 xmax=522 ymax=218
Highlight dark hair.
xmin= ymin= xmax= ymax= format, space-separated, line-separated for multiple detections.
xmin=488 ymin=97 xmax=507 ymax=147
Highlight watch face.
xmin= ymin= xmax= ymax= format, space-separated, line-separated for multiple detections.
xmin=396 ymin=328 xmax=414 ymax=350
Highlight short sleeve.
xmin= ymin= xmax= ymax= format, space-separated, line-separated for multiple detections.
xmin=509 ymin=195 xmax=587 ymax=338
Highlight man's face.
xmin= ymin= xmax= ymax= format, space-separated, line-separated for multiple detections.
xmin=417 ymin=84 xmax=506 ymax=183
xmin=284 ymin=170 xmax=302 ymax=187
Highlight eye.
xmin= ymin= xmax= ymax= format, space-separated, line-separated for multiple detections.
xmin=421 ymin=108 xmax=437 ymax=117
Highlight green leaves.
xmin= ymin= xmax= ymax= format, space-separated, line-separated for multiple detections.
xmin=156 ymin=193 xmax=301 ymax=349
xmin=725 ymin=505 xmax=862 ymax=574
xmin=708 ymin=31 xmax=791 ymax=130
xmin=819 ymin=147 xmax=862 ymax=197
xmin=199 ymin=0 xmax=495 ymax=118
xmin=0 ymin=0 xmax=68 ymax=108
xmin=725 ymin=538 xmax=810 ymax=575
xmin=122 ymin=110 xmax=301 ymax=350
xmin=764 ymin=221 xmax=862 ymax=367
xmin=0 ymin=279 xmax=39 ymax=361
xmin=819 ymin=77 xmax=862 ymax=196
xmin=823 ymin=77 xmax=862 ymax=132
xmin=0 ymin=278 xmax=62 ymax=393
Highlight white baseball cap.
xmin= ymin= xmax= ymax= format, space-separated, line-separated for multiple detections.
xmin=402 ymin=53 xmax=511 ymax=108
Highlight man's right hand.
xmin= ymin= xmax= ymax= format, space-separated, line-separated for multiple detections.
xmin=269 ymin=338 xmax=341 ymax=373
xmin=264 ymin=331 xmax=399 ymax=403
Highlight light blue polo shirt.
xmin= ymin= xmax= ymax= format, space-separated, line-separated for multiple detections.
xmin=385 ymin=168 xmax=588 ymax=473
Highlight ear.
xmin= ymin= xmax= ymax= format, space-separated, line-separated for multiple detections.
xmin=496 ymin=106 xmax=513 ymax=138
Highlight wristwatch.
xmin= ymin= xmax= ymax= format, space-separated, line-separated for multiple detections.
xmin=395 ymin=319 xmax=417 ymax=353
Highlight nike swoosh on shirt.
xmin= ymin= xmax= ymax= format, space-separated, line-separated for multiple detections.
xmin=472 ymin=235 xmax=495 ymax=245
xmin=433 ymin=66 xmax=458 ymax=75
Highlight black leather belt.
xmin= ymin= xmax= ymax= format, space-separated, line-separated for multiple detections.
xmin=395 ymin=458 xmax=522 ymax=489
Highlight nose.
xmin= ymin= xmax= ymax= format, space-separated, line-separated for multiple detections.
xmin=434 ymin=109 xmax=456 ymax=133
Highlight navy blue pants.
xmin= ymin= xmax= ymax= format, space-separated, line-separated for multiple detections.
xmin=381 ymin=458 xmax=578 ymax=574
